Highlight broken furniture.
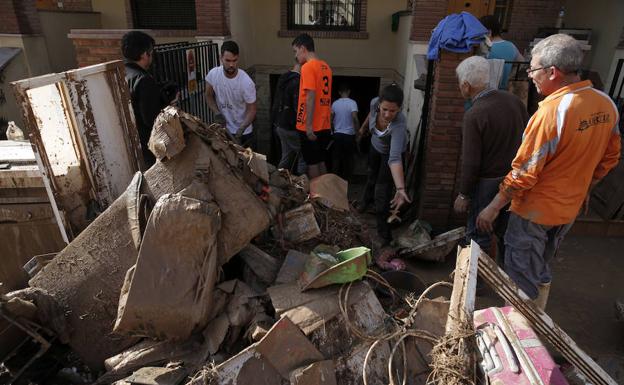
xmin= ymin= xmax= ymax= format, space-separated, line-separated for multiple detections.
xmin=0 ymin=140 xmax=66 ymax=295
xmin=11 ymin=60 xmax=144 ymax=238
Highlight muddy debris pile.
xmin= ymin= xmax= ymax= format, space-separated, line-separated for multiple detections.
xmin=0 ymin=107 xmax=452 ymax=385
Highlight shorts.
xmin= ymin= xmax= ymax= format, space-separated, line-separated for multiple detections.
xmin=503 ymin=213 xmax=573 ymax=299
xmin=298 ymin=129 xmax=331 ymax=166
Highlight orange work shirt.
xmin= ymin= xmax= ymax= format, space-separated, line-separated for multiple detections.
xmin=500 ymin=80 xmax=621 ymax=225
xmin=296 ymin=59 xmax=332 ymax=132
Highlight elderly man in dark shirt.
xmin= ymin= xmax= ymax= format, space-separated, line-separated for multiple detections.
xmin=454 ymin=55 xmax=528 ymax=258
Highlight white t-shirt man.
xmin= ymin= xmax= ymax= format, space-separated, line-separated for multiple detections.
xmin=205 ymin=66 xmax=256 ymax=135
xmin=331 ymin=97 xmax=358 ymax=135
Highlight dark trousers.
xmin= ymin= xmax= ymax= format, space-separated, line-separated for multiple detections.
xmin=362 ymin=147 xmax=393 ymax=242
xmin=503 ymin=213 xmax=573 ymax=299
xmin=466 ymin=176 xmax=509 ymax=263
xmin=331 ymin=133 xmax=356 ymax=181
xmin=276 ymin=126 xmax=306 ymax=175
xmin=240 ymin=132 xmax=255 ymax=150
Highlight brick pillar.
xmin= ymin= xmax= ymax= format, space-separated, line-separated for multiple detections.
xmin=410 ymin=0 xmax=447 ymax=42
xmin=196 ymin=0 xmax=230 ymax=37
xmin=69 ymin=30 xmax=124 ymax=68
xmin=0 ymin=0 xmax=42 ymax=35
xmin=506 ymin=0 xmax=562 ymax=54
xmin=418 ymin=51 xmax=472 ymax=229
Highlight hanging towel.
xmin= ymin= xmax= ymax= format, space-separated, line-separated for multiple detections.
xmin=427 ymin=12 xmax=488 ymax=60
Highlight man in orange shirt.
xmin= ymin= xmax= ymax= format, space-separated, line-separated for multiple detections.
xmin=292 ymin=33 xmax=333 ymax=178
xmin=477 ymin=34 xmax=621 ymax=309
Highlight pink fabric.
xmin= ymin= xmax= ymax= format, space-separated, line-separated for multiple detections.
xmin=473 ymin=306 xmax=569 ymax=385
xmin=375 ymin=248 xmax=406 ymax=271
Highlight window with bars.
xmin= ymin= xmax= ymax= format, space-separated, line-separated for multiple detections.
xmin=131 ymin=0 xmax=197 ymax=30
xmin=287 ymin=0 xmax=361 ymax=31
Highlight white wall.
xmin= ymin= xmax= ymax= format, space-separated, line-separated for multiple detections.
xmin=0 ymin=34 xmax=52 ymax=129
xmin=92 ymin=0 xmax=128 ymax=29
xmin=39 ymin=10 xmax=102 ymax=72
xmin=402 ymin=43 xmax=429 ymax=149
xmin=565 ymin=0 xmax=624 ymax=89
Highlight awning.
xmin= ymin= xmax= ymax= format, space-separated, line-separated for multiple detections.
xmin=0 ymin=47 xmax=21 ymax=73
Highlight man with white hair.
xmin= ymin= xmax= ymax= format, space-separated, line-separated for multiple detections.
xmin=454 ymin=56 xmax=528 ymax=261
xmin=476 ymin=34 xmax=621 ymax=310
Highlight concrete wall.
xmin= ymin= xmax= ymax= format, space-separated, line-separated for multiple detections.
xmin=564 ymin=0 xmax=624 ymax=89
xmin=92 ymin=0 xmax=129 ymax=29
xmin=229 ymin=0 xmax=408 ymax=77
xmin=0 ymin=51 xmax=29 ymax=128
xmin=396 ymin=13 xmax=412 ymax=79
xmin=402 ymin=42 xmax=428 ymax=148
xmin=0 ymin=34 xmax=52 ymax=77
xmin=0 ymin=34 xmax=53 ymax=129
xmin=228 ymin=0 xmax=254 ymax=69
xmin=39 ymin=10 xmax=102 ymax=72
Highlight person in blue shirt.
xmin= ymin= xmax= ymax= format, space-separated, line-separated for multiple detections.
xmin=480 ymin=15 xmax=524 ymax=90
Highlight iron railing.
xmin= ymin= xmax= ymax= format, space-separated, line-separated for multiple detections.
xmin=152 ymin=41 xmax=220 ymax=124
xmin=287 ymin=0 xmax=361 ymax=31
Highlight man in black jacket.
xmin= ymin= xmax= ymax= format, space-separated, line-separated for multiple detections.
xmin=122 ymin=31 xmax=165 ymax=168
xmin=271 ymin=62 xmax=305 ymax=174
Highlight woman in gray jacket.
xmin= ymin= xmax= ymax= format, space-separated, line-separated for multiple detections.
xmin=356 ymin=84 xmax=411 ymax=245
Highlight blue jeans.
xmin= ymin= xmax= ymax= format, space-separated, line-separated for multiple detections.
xmin=466 ymin=177 xmax=509 ymax=261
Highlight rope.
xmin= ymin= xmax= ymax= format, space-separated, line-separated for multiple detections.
xmin=337 ymin=272 xmax=454 ymax=385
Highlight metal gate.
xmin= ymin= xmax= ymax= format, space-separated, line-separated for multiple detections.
xmin=152 ymin=41 xmax=220 ymax=123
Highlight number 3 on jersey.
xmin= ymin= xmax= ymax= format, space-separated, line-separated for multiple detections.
xmin=322 ymin=76 xmax=329 ymax=95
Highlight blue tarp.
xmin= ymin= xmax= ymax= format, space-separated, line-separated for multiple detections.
xmin=427 ymin=12 xmax=488 ymax=60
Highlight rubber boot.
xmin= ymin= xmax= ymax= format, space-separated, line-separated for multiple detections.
xmin=534 ymin=282 xmax=551 ymax=311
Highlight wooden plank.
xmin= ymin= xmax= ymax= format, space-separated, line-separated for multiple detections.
xmin=398 ymin=227 xmax=465 ymax=260
xmin=255 ymin=316 xmax=324 ymax=380
xmin=239 ymin=244 xmax=280 ymax=284
xmin=0 ymin=167 xmax=44 ymax=188
xmin=475 ymin=243 xmax=617 ymax=385
xmin=436 ymin=242 xmax=478 ymax=384
xmin=0 ymin=141 xmax=36 ymax=163
xmin=446 ymin=242 xmax=478 ymax=333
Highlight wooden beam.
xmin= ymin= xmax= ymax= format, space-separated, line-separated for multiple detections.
xmin=446 ymin=242 xmax=478 ymax=333
xmin=434 ymin=242 xmax=478 ymax=384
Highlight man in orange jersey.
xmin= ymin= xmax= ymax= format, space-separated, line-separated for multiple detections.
xmin=292 ymin=33 xmax=333 ymax=178
xmin=476 ymin=34 xmax=621 ymax=310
